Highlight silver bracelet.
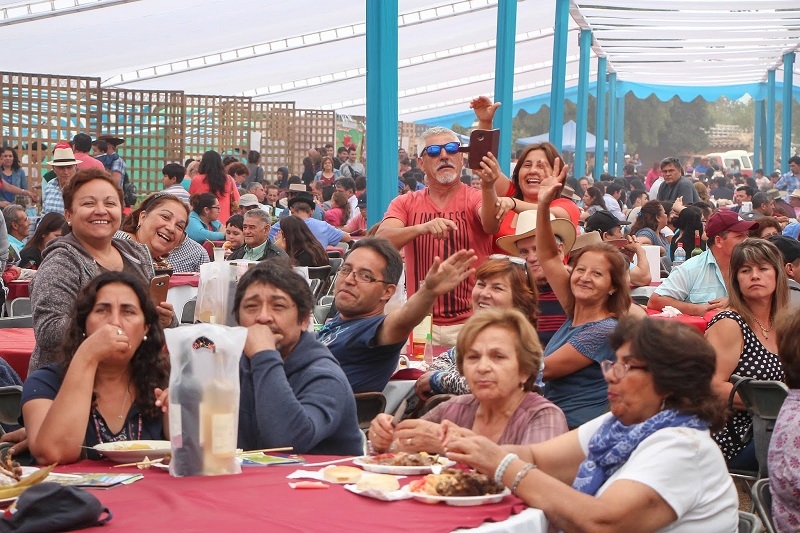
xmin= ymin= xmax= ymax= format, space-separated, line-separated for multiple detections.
xmin=494 ymin=453 xmax=518 ymax=485
xmin=510 ymin=463 xmax=536 ymax=495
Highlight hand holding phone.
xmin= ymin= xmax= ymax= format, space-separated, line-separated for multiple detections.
xmin=466 ymin=129 xmax=500 ymax=170
xmin=149 ymin=274 xmax=170 ymax=305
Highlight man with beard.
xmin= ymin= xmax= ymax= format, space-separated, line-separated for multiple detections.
xmin=377 ymin=127 xmax=501 ymax=345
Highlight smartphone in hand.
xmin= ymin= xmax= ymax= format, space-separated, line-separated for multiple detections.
xmin=149 ymin=274 xmax=170 ymax=305
xmin=467 ymin=129 xmax=500 ymax=170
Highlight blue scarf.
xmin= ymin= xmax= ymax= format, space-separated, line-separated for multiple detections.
xmin=572 ymin=410 xmax=708 ymax=496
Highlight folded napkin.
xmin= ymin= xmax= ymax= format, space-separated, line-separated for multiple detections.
xmin=656 ymin=305 xmax=682 ymax=317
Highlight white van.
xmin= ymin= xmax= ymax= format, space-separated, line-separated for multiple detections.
xmin=705 ymin=150 xmax=753 ymax=177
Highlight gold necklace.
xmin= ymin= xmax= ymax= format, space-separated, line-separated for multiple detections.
xmin=752 ymin=316 xmax=774 ymax=339
xmin=118 ymin=384 xmax=131 ymax=420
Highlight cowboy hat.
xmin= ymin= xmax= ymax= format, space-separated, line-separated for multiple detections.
xmin=46 ymin=145 xmax=80 ymax=167
xmin=495 ymin=210 xmax=576 ymax=255
xmin=287 ymin=183 xmax=307 ymax=193
xmin=571 ymin=230 xmax=628 ymax=251
xmin=287 ymin=191 xmax=316 ymax=210
xmin=561 ymin=185 xmax=581 ymax=203
xmin=96 ymin=135 xmax=124 ymax=146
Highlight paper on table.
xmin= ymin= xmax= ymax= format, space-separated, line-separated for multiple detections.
xmin=286 ymin=467 xmax=405 ymax=482
xmin=343 ymin=484 xmax=413 ymax=501
xmin=656 ymin=306 xmax=682 ymax=317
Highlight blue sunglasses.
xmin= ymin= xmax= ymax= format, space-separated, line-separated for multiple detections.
xmin=421 ymin=142 xmax=461 ymax=157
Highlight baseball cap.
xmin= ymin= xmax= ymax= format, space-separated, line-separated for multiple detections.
xmin=357 ymin=196 xmax=366 ymax=208
xmin=768 ymin=235 xmax=800 ymax=264
xmin=741 ymin=211 xmax=764 ymax=221
xmin=585 ymin=210 xmax=631 ymax=234
xmin=238 ymin=194 xmax=259 ymax=207
xmin=705 ymin=210 xmax=757 ymax=240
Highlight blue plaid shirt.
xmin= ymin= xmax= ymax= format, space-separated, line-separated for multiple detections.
xmin=42 ymin=178 xmax=64 ymax=214
xmin=776 ymin=172 xmax=799 ymax=194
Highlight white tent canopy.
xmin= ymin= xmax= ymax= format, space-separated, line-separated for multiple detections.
xmin=0 ymin=0 xmax=798 ymax=124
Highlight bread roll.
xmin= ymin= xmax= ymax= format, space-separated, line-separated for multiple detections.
xmin=356 ymin=474 xmax=400 ymax=492
xmin=323 ymin=465 xmax=362 ymax=483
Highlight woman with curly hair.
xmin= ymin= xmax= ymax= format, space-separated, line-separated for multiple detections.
xmin=189 ymin=150 xmax=240 ymax=224
xmin=629 ymin=200 xmax=669 ymax=255
xmin=22 ymin=271 xmax=169 ymax=464
xmin=275 ymin=215 xmax=329 ymax=268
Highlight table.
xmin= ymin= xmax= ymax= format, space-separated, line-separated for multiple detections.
xmin=166 ymin=274 xmax=199 ymax=318
xmin=55 ymin=458 xmax=545 ymax=532
xmin=6 ymin=280 xmax=29 ymax=301
xmin=0 ymin=328 xmax=34 ymax=380
xmin=645 ymin=308 xmax=710 ymax=333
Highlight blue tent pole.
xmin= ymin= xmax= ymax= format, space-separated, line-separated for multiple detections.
xmin=753 ymin=96 xmax=763 ymax=172
xmin=781 ymin=52 xmax=795 ymax=173
xmin=593 ymin=57 xmax=607 ymax=179
xmin=607 ymin=73 xmax=617 ymax=176
xmin=365 ymin=0 xmax=398 ymax=228
xmin=574 ymin=29 xmax=592 ymax=178
xmin=493 ymin=0 xmax=517 ymax=173
xmin=766 ymin=70 xmax=776 ymax=175
xmin=615 ymin=92 xmax=625 ymax=177
xmin=549 ymin=0 xmax=569 ymax=151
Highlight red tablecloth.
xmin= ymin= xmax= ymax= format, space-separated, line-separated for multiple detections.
xmin=0 ymin=328 xmax=34 ymax=380
xmin=645 ymin=308 xmax=710 ymax=333
xmin=6 ymin=280 xmax=29 ymax=300
xmin=56 ymin=458 xmax=527 ymax=532
xmin=168 ymin=274 xmax=199 ymax=288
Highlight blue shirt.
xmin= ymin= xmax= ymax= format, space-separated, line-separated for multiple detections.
xmin=186 ymin=211 xmax=224 ymax=243
xmin=1 ymin=168 xmax=27 ymax=202
xmin=7 ymin=234 xmax=24 ymax=255
xmin=543 ymin=317 xmax=617 ymax=428
xmin=269 ymin=217 xmax=344 ymax=248
xmin=317 ymin=314 xmax=404 ymax=393
xmin=776 ymin=172 xmax=799 ymax=194
xmin=654 ymin=248 xmax=727 ymax=304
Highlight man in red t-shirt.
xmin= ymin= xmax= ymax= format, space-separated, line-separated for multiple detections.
xmin=378 ymin=127 xmax=501 ymax=345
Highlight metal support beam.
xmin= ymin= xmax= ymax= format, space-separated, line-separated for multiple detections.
xmin=365 ymin=0 xmax=398 ymax=228
xmin=616 ymin=92 xmax=625 ymax=177
xmin=549 ymin=0 xmax=570 ymax=151
xmin=781 ymin=52 xmax=795 ymax=173
xmin=754 ymin=95 xmax=763 ymax=172
xmin=593 ymin=57 xmax=607 ymax=179
xmin=574 ymin=29 xmax=592 ymax=178
xmin=766 ymin=70 xmax=776 ymax=175
xmin=607 ymin=73 xmax=617 ymax=176
xmin=493 ymin=0 xmax=517 ymax=173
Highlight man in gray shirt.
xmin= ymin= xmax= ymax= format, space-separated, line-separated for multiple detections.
xmin=656 ymin=157 xmax=699 ymax=204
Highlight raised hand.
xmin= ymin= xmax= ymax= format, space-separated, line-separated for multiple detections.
xmin=422 ymin=249 xmax=478 ymax=296
xmin=536 ymin=156 xmax=568 ymax=206
xmin=470 ymin=96 xmax=501 ymax=126
xmin=243 ymin=324 xmax=283 ymax=358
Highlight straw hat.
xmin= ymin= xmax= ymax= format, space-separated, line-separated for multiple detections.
xmin=495 ymin=210 xmax=576 ymax=255
xmin=571 ymin=230 xmax=627 ymax=251
xmin=46 ymin=145 xmax=80 ymax=167
xmin=96 ymin=135 xmax=124 ymax=146
xmin=288 ymin=183 xmax=307 ymax=193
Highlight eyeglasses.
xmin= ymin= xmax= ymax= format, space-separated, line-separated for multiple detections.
xmin=339 ymin=264 xmax=392 ymax=284
xmin=420 ymin=142 xmax=461 ymax=158
xmin=488 ymin=254 xmax=527 ymax=267
xmin=600 ymin=359 xmax=648 ymax=379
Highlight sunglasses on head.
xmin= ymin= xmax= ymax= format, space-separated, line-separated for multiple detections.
xmin=488 ymin=254 xmax=527 ymax=267
xmin=420 ymin=142 xmax=461 ymax=157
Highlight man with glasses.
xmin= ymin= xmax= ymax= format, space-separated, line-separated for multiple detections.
xmin=378 ymin=127 xmax=501 ymax=345
xmin=318 ymin=238 xmax=476 ymax=393
xmin=656 ymin=157 xmax=699 ymax=205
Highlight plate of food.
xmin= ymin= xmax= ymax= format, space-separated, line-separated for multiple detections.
xmin=404 ymin=468 xmax=510 ymax=506
xmin=93 ymin=440 xmax=171 ymax=463
xmin=0 ymin=460 xmax=56 ymax=507
xmin=353 ymin=452 xmax=455 ymax=475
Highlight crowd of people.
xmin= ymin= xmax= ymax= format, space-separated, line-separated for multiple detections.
xmin=2 ymin=95 xmax=800 ymax=531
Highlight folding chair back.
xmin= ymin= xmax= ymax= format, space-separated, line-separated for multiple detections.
xmin=9 ymin=297 xmax=31 ymax=317
xmin=0 ymin=386 xmax=22 ymax=426
xmin=0 ymin=315 xmax=33 ymax=328
xmin=737 ymin=511 xmax=764 ymax=533
xmin=750 ymin=479 xmax=775 ymax=533
xmin=354 ymin=392 xmax=387 ymax=431
xmin=181 ymin=298 xmax=197 ymax=324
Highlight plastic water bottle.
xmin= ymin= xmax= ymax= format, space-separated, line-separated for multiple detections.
xmin=423 ymin=333 xmax=434 ymax=366
xmin=673 ymin=243 xmax=686 ymax=268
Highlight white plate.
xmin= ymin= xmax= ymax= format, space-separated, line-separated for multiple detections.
xmin=353 ymin=456 xmax=455 ymax=475
xmin=403 ymin=485 xmax=511 ymax=506
xmin=93 ymin=440 xmax=171 ymax=463
xmin=0 ymin=467 xmax=73 ymax=507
